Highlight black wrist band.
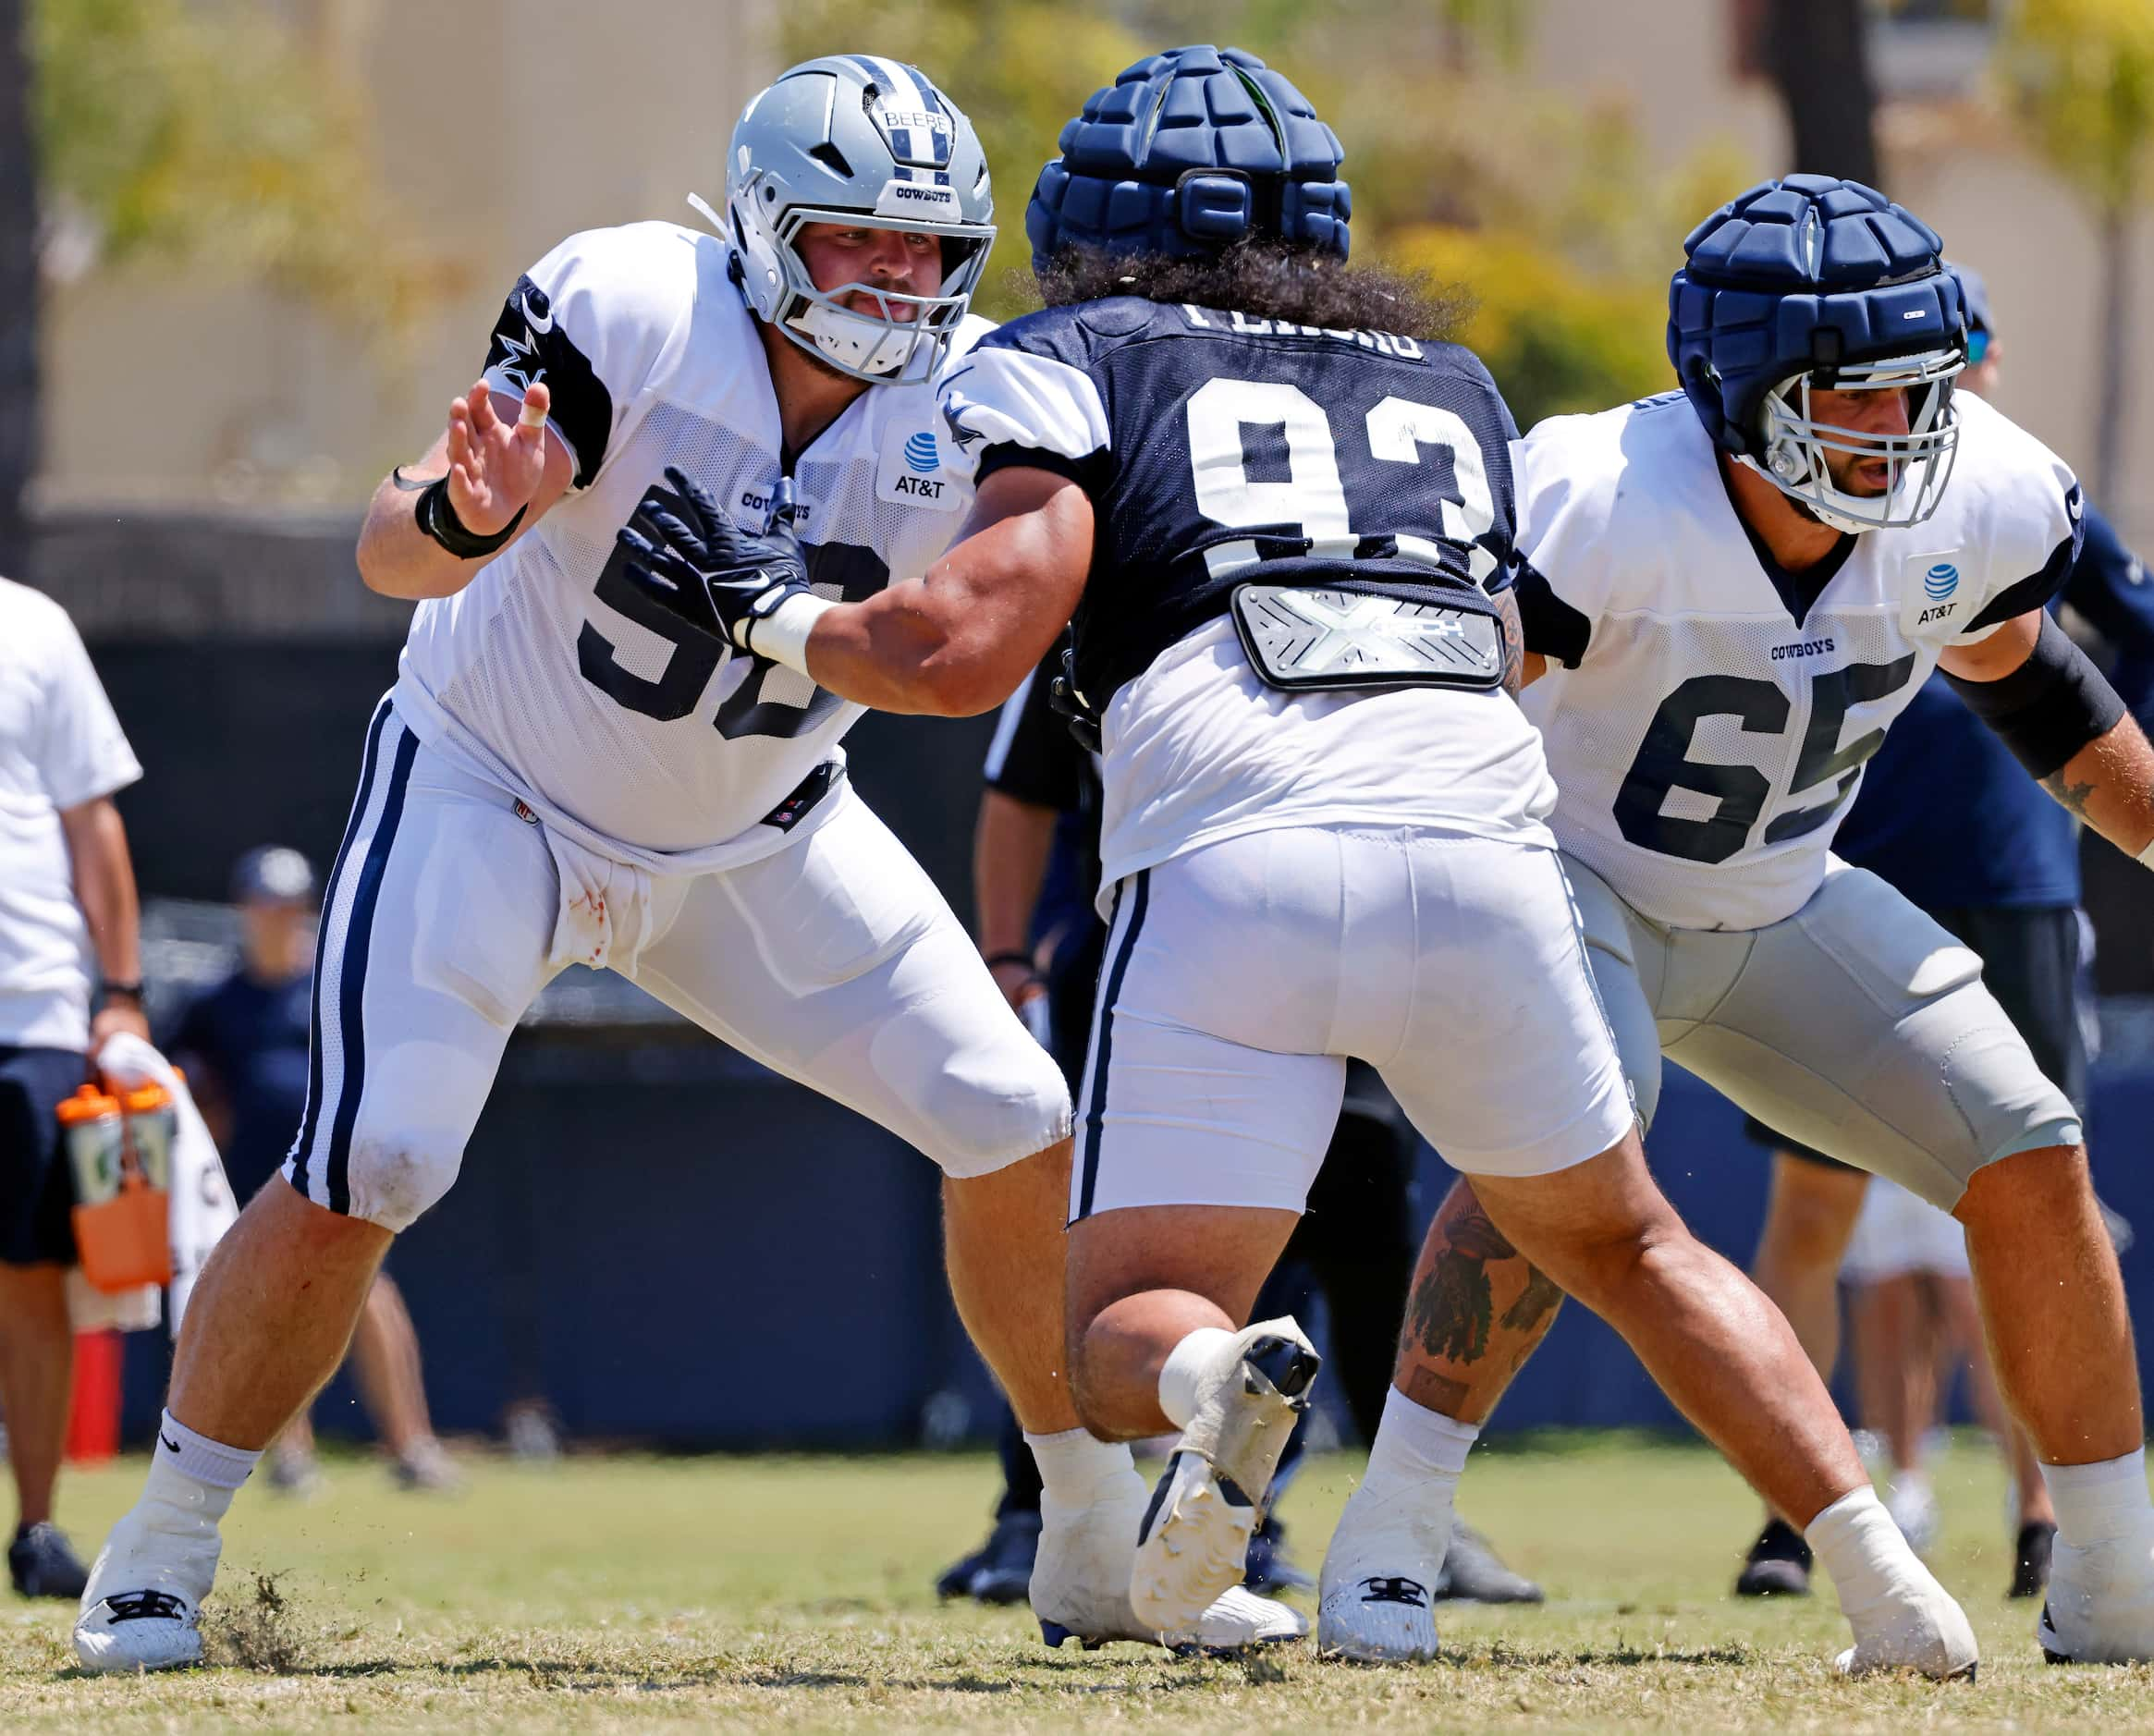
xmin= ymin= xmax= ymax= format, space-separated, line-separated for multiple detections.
xmin=983 ymin=950 xmax=1038 ymax=973
xmin=415 ymin=475 xmax=526 ymax=559
xmin=100 ymin=980 xmax=145 ymax=1002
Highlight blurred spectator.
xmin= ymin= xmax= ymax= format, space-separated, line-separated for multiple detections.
xmin=1837 ymin=1175 xmax=2052 ymax=1588
xmin=0 ymin=578 xmax=148 ymax=1597
xmin=940 ymin=659 xmax=1539 ymax=1607
xmin=167 ymin=846 xmax=456 ymax=1493
xmin=1736 ymin=264 xmax=2152 ymax=1602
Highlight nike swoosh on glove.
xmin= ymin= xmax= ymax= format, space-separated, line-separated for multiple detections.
xmin=617 ymin=463 xmax=811 ymax=655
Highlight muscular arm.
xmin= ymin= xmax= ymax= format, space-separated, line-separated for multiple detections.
xmin=59 ymin=795 xmax=147 ymax=1050
xmin=356 ymin=380 xmax=574 ymax=602
xmin=1940 ymin=607 xmax=2154 ymax=857
xmin=804 ymin=467 xmax=1095 ymax=717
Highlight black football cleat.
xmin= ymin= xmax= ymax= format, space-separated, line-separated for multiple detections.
xmin=2012 ymin=1520 xmax=2057 ymax=1601
xmin=1243 ymin=1512 xmax=1315 ymax=1595
xmin=9 ymin=1522 xmax=89 ymax=1600
xmin=1734 ymin=1517 xmax=1813 ymax=1597
xmin=1434 ymin=1519 xmax=1545 ymax=1605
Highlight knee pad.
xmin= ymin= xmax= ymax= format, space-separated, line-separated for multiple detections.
xmin=287 ymin=1135 xmax=464 ymax=1233
xmin=923 ymin=1038 xmax=1074 ymax=1180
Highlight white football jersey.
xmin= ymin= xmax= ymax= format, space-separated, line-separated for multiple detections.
xmin=1517 ymin=389 xmax=2084 ymax=932
xmin=393 ymin=222 xmax=986 ymax=874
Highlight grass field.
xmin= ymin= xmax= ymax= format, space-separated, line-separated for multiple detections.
xmin=6 ymin=1434 xmax=2154 ymax=1732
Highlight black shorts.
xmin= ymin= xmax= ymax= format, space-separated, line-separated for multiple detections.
xmin=0 ymin=1045 xmax=91 ymax=1265
xmin=1752 ymin=903 xmax=2087 ymax=1169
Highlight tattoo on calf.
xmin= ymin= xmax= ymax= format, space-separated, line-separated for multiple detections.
xmin=1405 ymin=1205 xmax=1517 ymax=1364
xmin=2041 ymin=770 xmax=2098 ymax=821
xmin=1499 ymin=1265 xmax=1564 ymax=1336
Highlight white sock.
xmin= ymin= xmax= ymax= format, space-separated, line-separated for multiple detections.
xmin=1358 ymin=1386 xmax=1478 ymax=1504
xmin=1023 ymin=1428 xmax=1134 ymax=1507
xmin=2044 ymin=1448 xmax=2154 ymax=1548
xmin=1157 ymin=1327 xmax=1236 ymax=1430
xmin=1807 ymin=1485 xmax=1921 ymax=1608
xmin=146 ymin=1410 xmax=259 ymax=1517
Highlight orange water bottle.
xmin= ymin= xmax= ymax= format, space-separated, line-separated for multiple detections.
xmin=119 ymin=1082 xmax=175 ymax=1191
xmin=57 ymin=1084 xmax=123 ymax=1205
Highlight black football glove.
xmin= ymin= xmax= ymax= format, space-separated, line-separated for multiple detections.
xmin=617 ymin=464 xmax=810 ymax=654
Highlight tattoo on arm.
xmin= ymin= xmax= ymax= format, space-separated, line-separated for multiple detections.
xmin=389 ymin=466 xmax=440 ymax=493
xmin=2041 ymin=770 xmax=2098 ymax=822
xmin=1493 ymin=587 xmax=1525 ymax=699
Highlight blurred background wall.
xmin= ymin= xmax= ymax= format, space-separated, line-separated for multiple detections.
xmin=10 ymin=0 xmax=2154 ymax=1446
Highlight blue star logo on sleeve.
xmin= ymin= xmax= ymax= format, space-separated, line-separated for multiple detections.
xmin=941 ymin=397 xmax=985 ymax=454
xmin=491 ymin=324 xmax=547 ymax=395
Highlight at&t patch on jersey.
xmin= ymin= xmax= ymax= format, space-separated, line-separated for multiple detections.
xmin=877 ymin=421 xmax=961 ymax=510
xmin=1901 ymin=549 xmax=1966 ymax=634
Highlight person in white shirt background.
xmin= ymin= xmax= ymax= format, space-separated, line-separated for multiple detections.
xmin=0 ymin=577 xmax=151 ymax=1597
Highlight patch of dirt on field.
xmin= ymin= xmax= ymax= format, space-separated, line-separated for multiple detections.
xmin=202 ymin=1571 xmax=316 ymax=1673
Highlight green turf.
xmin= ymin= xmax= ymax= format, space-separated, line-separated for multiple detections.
xmin=5 ymin=1434 xmax=2153 ymax=1731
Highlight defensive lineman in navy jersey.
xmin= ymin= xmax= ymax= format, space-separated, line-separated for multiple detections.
xmin=1330 ymin=177 xmax=2154 ymax=1672
xmin=616 ymin=49 xmax=1974 ymax=1676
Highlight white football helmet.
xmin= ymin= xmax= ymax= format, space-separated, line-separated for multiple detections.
xmin=695 ymin=55 xmax=995 ymax=385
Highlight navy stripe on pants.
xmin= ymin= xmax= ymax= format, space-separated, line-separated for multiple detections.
xmin=1075 ymin=869 xmax=1149 ymax=1222
xmin=289 ymin=699 xmax=391 ymax=1200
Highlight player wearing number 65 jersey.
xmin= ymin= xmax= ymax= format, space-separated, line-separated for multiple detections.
xmin=613 ymin=48 xmax=1977 ymax=1677
xmin=75 ymin=54 xmax=1300 ymax=1673
xmin=1328 ymin=176 xmax=2154 ymax=1672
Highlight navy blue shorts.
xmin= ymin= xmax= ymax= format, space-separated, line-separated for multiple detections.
xmin=0 ymin=1045 xmax=91 ymax=1265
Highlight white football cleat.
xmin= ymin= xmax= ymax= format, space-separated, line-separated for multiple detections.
xmin=1034 ymin=1461 xmax=1304 ymax=1655
xmin=1316 ymin=1483 xmax=1451 ymax=1663
xmin=1130 ymin=1318 xmax=1320 ymax=1633
xmin=1830 ymin=1559 xmax=1978 ymax=1680
xmin=73 ymin=1499 xmax=223 ymax=1673
xmin=2038 ymin=1520 xmax=2154 ymax=1664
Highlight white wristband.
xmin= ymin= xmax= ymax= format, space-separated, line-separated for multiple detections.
xmin=743 ymin=592 xmax=834 ymax=675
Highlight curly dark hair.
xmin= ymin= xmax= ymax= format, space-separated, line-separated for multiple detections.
xmin=1030 ymin=239 xmax=1471 ymax=343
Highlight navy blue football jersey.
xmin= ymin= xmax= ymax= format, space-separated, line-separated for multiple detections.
xmin=936 ymin=296 xmax=1522 ymax=705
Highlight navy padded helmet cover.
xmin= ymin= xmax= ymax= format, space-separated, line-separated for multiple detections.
xmin=1027 ymin=44 xmax=1350 ymax=270
xmin=1667 ymin=175 xmax=1965 ymax=455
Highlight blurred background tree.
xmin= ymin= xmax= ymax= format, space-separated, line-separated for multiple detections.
xmin=0 ymin=0 xmax=35 ymax=573
xmin=0 ymin=0 xmax=446 ymax=557
xmin=1997 ymin=0 xmax=2154 ymax=503
xmin=1757 ymin=0 xmax=1880 ymax=186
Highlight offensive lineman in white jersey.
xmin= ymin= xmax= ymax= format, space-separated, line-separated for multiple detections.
xmin=614 ymin=57 xmax=1985 ymax=1678
xmin=75 ymin=55 xmax=1294 ymax=1671
xmin=1320 ymin=176 xmax=2154 ymax=1669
